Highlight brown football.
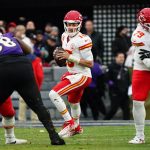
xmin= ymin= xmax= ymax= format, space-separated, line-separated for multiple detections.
xmin=53 ymin=47 xmax=66 ymax=67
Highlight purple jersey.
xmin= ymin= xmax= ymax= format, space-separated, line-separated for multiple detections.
xmin=0 ymin=32 xmax=23 ymax=56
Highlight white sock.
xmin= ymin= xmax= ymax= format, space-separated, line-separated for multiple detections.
xmin=133 ymin=100 xmax=145 ymax=139
xmin=70 ymin=103 xmax=81 ymax=125
xmin=5 ymin=128 xmax=15 ymax=138
xmin=49 ymin=90 xmax=72 ymax=122
xmin=2 ymin=117 xmax=15 ymax=138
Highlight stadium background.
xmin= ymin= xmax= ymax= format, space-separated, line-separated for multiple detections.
xmin=1 ymin=1 xmax=150 ymax=149
xmin=0 ymin=0 xmax=150 ymax=119
xmin=1 ymin=0 xmax=149 ymax=65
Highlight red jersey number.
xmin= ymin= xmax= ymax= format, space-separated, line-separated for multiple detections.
xmin=134 ymin=31 xmax=145 ymax=38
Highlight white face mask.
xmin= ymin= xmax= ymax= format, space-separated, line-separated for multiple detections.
xmin=63 ymin=21 xmax=82 ymax=37
xmin=143 ymin=23 xmax=150 ymax=32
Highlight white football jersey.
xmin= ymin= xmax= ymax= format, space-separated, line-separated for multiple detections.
xmin=61 ymin=32 xmax=93 ymax=77
xmin=131 ymin=24 xmax=150 ymax=71
xmin=125 ymin=46 xmax=135 ymax=68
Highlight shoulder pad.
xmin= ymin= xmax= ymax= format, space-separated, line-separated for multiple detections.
xmin=131 ymin=29 xmax=146 ymax=46
xmin=78 ymin=35 xmax=92 ymax=50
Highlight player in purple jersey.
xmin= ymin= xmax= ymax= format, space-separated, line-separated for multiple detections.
xmin=0 ymin=32 xmax=23 ymax=55
xmin=0 ymin=32 xmax=65 ymax=145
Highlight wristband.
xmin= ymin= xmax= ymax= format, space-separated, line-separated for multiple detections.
xmin=68 ymin=55 xmax=80 ymax=64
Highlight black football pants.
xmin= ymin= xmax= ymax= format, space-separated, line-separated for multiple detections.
xmin=0 ymin=55 xmax=55 ymax=137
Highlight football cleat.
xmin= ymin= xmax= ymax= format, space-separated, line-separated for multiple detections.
xmin=6 ymin=137 xmax=27 ymax=144
xmin=58 ymin=119 xmax=75 ymax=137
xmin=61 ymin=125 xmax=83 ymax=138
xmin=50 ymin=132 xmax=65 ymax=145
xmin=129 ymin=136 xmax=145 ymax=144
xmin=75 ymin=125 xmax=83 ymax=134
xmin=61 ymin=129 xmax=75 ymax=138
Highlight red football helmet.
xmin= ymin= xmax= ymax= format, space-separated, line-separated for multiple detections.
xmin=63 ymin=10 xmax=83 ymax=37
xmin=138 ymin=8 xmax=150 ymax=32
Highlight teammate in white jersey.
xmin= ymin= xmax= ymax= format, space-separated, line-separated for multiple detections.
xmin=129 ymin=8 xmax=150 ymax=144
xmin=49 ymin=10 xmax=93 ymax=138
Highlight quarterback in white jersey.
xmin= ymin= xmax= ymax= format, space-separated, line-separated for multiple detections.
xmin=61 ymin=32 xmax=92 ymax=77
xmin=49 ymin=10 xmax=93 ymax=138
xmin=129 ymin=8 xmax=150 ymax=144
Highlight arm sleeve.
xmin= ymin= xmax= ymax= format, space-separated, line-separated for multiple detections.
xmin=80 ymin=47 xmax=93 ymax=61
xmin=78 ymin=36 xmax=93 ymax=61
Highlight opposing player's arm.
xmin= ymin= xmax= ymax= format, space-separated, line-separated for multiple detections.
xmin=15 ymin=37 xmax=31 ymax=54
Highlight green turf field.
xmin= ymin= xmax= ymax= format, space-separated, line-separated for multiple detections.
xmin=0 ymin=126 xmax=150 ymax=150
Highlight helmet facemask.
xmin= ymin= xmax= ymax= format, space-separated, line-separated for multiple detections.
xmin=64 ymin=21 xmax=82 ymax=37
xmin=142 ymin=23 xmax=150 ymax=32
xmin=138 ymin=8 xmax=150 ymax=32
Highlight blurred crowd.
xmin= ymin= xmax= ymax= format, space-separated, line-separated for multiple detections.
xmin=0 ymin=19 xmax=133 ymax=121
xmin=0 ymin=20 xmax=61 ymax=66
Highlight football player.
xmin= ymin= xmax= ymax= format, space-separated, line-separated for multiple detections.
xmin=0 ymin=32 xmax=65 ymax=145
xmin=0 ymin=97 xmax=27 ymax=144
xmin=0 ymin=26 xmax=27 ymax=144
xmin=49 ymin=10 xmax=93 ymax=138
xmin=129 ymin=8 xmax=150 ymax=144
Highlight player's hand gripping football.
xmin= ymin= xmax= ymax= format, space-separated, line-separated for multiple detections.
xmin=56 ymin=50 xmax=70 ymax=60
xmin=53 ymin=47 xmax=67 ymax=67
xmin=138 ymin=49 xmax=150 ymax=60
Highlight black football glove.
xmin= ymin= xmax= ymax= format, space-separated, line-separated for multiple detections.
xmin=138 ymin=49 xmax=150 ymax=60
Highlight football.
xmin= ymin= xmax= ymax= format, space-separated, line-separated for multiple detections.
xmin=53 ymin=47 xmax=66 ymax=67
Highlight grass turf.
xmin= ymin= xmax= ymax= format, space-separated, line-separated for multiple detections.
xmin=0 ymin=126 xmax=150 ymax=150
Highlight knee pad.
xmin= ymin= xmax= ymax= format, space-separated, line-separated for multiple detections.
xmin=49 ymin=90 xmax=60 ymax=103
xmin=70 ymin=103 xmax=80 ymax=110
xmin=70 ymin=103 xmax=81 ymax=119
xmin=2 ymin=116 xmax=15 ymax=128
